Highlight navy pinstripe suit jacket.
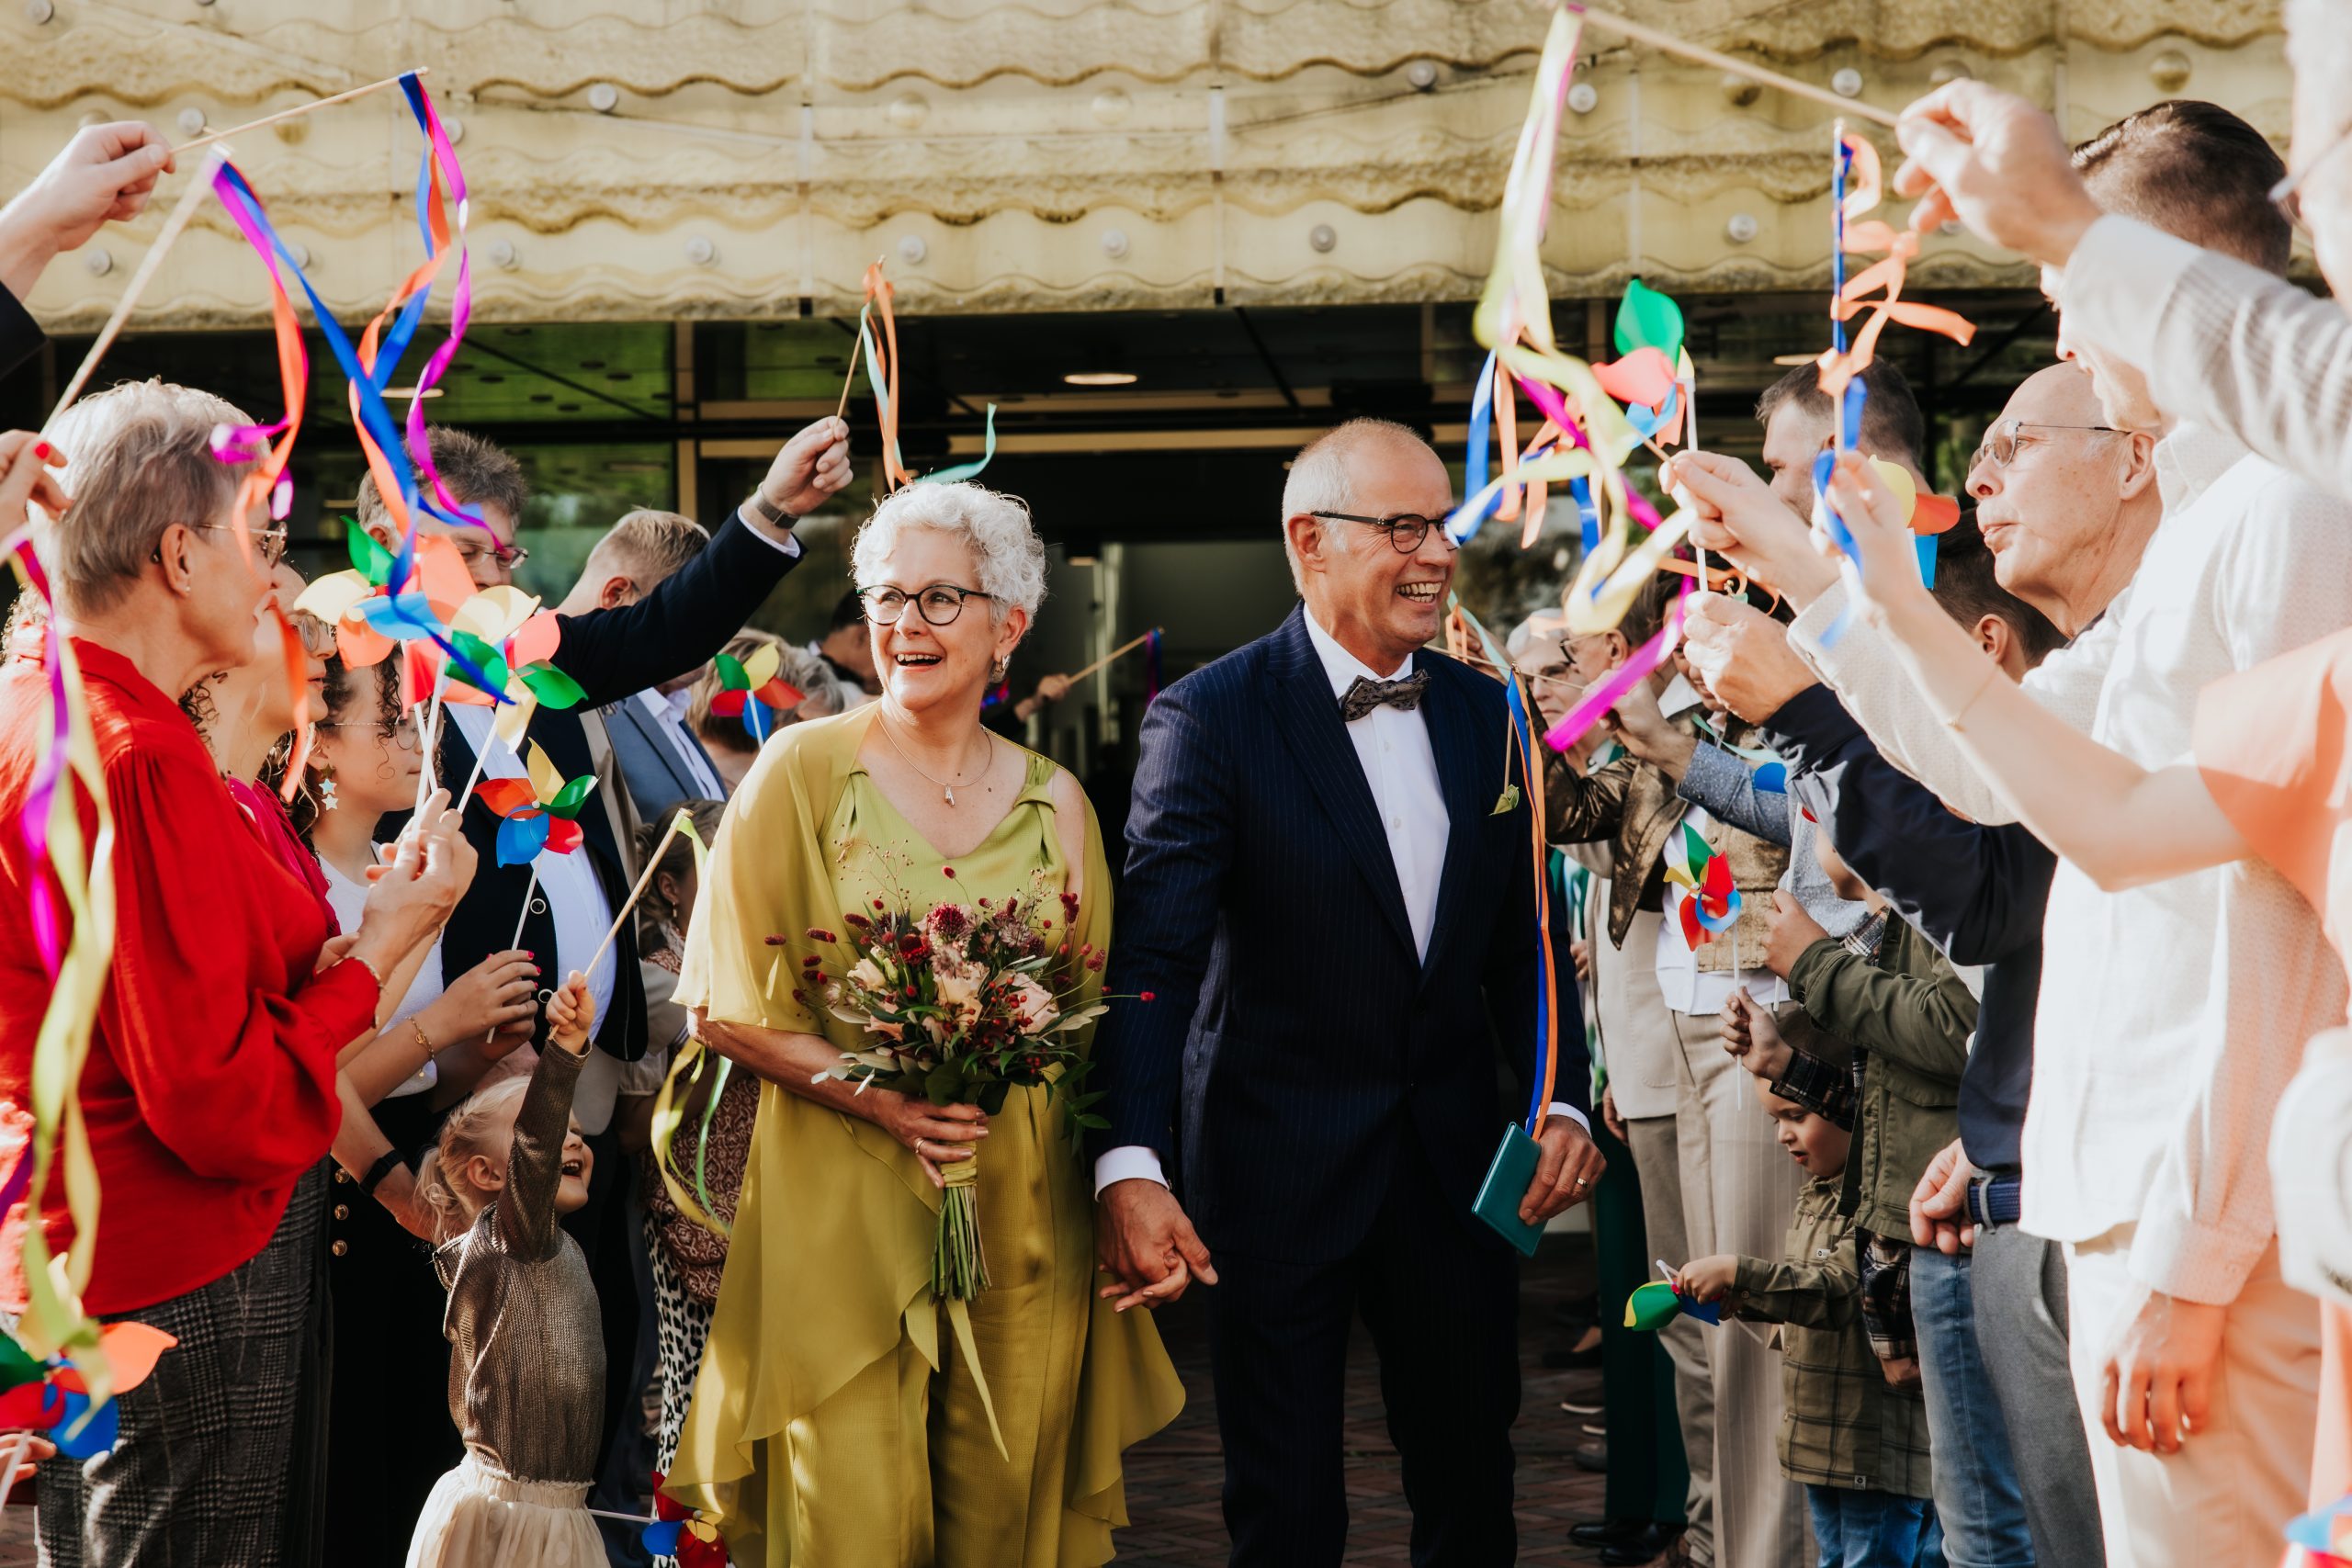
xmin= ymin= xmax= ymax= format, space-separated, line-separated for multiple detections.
xmin=1091 ymin=604 xmax=1586 ymax=1263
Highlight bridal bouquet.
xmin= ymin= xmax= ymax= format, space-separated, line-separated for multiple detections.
xmin=786 ymin=885 xmax=1128 ymax=1300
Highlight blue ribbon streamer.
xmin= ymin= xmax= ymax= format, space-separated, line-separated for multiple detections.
xmin=1505 ymin=669 xmax=1555 ymax=1137
xmin=210 ymin=163 xmax=501 ymax=699
xmin=1454 ymin=350 xmax=1502 ymax=544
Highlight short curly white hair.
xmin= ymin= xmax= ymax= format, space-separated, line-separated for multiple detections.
xmin=850 ymin=481 xmax=1048 ymax=624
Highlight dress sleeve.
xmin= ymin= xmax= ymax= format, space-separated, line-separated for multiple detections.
xmin=2192 ymin=626 xmax=2352 ymax=931
xmin=102 ymin=747 xmax=378 ymax=1184
xmin=493 ymin=1042 xmax=584 ymax=1261
xmin=676 ymin=736 xmax=827 ymax=1034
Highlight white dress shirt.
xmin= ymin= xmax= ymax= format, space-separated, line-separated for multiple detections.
xmin=635 ymin=686 xmax=728 ymax=801
xmin=322 ymin=858 xmax=441 ymax=1099
xmin=2020 ymin=438 xmax=2352 ymax=1302
xmin=450 ymin=703 xmax=626 ymax=1133
xmin=1094 ymin=607 xmax=1585 ymax=1197
xmin=2062 ymin=213 xmax=2352 ymax=504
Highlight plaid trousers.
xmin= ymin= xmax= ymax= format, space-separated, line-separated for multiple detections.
xmin=37 ymin=1165 xmax=324 ymax=1568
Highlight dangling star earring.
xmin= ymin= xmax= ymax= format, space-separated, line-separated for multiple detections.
xmin=318 ymin=773 xmax=339 ymax=812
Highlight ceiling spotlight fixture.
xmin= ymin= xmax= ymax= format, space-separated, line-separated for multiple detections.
xmin=1063 ymin=370 xmax=1138 ymax=387
xmin=1770 ymin=353 xmax=1817 ymax=367
xmin=380 ymin=387 xmax=446 ymax=400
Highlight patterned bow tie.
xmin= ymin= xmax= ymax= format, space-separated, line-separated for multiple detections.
xmin=1339 ymin=671 xmax=1430 ymax=724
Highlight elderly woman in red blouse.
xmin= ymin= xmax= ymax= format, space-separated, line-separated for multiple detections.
xmin=0 ymin=385 xmax=472 ymax=1568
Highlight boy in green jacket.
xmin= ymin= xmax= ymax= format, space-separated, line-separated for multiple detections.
xmin=1722 ymin=830 xmax=1973 ymax=1389
xmin=1678 ymin=1078 xmax=1941 ymax=1566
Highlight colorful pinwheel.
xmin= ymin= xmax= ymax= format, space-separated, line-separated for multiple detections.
xmin=709 ymin=644 xmax=805 ymax=743
xmin=0 ymin=1322 xmax=175 ymax=1459
xmin=2287 ymin=1495 xmax=2352 ymax=1565
xmin=421 ymin=592 xmax=586 ymax=715
xmin=643 ymin=1476 xmax=727 ymax=1566
xmin=474 ymin=742 xmax=597 ymax=868
xmin=1662 ymin=820 xmax=1741 ymax=952
xmin=291 ymin=525 xmax=501 ymax=699
xmin=1624 ymin=1278 xmax=1722 ymax=1332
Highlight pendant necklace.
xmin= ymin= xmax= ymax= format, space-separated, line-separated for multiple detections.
xmin=878 ymin=712 xmax=991 ymax=807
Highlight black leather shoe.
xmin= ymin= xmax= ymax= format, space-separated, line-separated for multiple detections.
xmin=1598 ymin=1523 xmax=1687 ymax=1566
xmin=1571 ymin=1439 xmax=1608 ymax=1473
xmin=1569 ymin=1517 xmax=1645 ymax=1549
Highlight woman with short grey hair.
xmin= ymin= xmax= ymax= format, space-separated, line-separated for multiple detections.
xmin=662 ymin=479 xmax=1182 ymax=1562
xmin=0 ymin=384 xmax=473 ymax=1568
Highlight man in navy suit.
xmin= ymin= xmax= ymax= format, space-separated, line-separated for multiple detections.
xmin=562 ymin=508 xmax=736 ymax=820
xmin=1091 ymin=418 xmax=1603 ymax=1566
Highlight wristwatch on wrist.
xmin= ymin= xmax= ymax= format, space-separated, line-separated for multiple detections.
xmin=745 ymin=489 xmax=797 ymax=529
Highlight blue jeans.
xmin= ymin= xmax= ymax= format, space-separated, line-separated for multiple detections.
xmin=1805 ymin=1485 xmax=1944 ymax=1568
xmin=1910 ymin=1246 xmax=2035 ymax=1566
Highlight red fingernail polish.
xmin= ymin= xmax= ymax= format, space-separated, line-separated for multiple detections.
xmin=30 ymin=443 xmax=51 ymax=461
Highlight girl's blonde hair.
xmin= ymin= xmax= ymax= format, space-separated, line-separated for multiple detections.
xmin=413 ymin=1078 xmax=529 ymax=1242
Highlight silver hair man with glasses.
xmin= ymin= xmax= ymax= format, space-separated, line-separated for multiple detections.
xmin=1688 ymin=103 xmax=2352 ymax=1568
xmin=1091 ymin=416 xmax=1599 ymax=1566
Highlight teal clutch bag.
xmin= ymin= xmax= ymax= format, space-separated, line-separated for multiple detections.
xmin=1473 ymin=1122 xmax=1545 ymax=1258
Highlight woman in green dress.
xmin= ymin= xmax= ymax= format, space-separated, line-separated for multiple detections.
xmin=664 ymin=481 xmax=1183 ymax=1566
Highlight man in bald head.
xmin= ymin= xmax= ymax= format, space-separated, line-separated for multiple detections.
xmin=1089 ymin=417 xmax=1599 ymax=1564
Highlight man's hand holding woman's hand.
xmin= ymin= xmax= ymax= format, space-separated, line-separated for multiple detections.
xmin=1097 ymin=1178 xmax=1218 ymax=1312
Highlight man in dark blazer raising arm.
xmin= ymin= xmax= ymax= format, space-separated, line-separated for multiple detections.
xmin=1091 ymin=417 xmax=1602 ymax=1567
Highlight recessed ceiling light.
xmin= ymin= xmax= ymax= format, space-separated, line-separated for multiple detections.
xmin=1770 ymin=353 xmax=1816 ymax=366
xmin=1063 ymin=370 xmax=1137 ymax=387
xmin=380 ymin=387 xmax=444 ymax=400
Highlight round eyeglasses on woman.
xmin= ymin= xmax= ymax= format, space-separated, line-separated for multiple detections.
xmin=858 ymin=582 xmax=997 ymax=626
xmin=1971 ymin=418 xmax=2125 ymax=469
xmin=1309 ymin=511 xmax=1458 ymax=555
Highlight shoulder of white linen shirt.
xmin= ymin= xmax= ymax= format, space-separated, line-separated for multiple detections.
xmin=2200 ymin=454 xmax=2352 ymax=667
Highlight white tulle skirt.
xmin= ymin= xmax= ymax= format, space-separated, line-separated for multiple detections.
xmin=404 ymin=1452 xmax=604 ymax=1568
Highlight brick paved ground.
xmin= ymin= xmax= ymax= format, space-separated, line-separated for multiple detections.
xmin=1116 ymin=1235 xmax=1616 ymax=1566
xmin=0 ymin=1238 xmax=1619 ymax=1565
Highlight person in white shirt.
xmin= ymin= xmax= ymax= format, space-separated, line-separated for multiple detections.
xmin=1686 ymin=108 xmax=2348 ymax=1568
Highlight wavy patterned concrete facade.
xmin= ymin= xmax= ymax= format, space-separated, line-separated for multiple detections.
xmin=0 ymin=0 xmax=2288 ymax=328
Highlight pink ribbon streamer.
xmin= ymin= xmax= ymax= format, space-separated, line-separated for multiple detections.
xmin=1543 ymin=596 xmax=1687 ymax=753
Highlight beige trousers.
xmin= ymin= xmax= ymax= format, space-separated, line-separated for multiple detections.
xmin=2065 ymin=1226 xmax=2322 ymax=1568
xmin=1668 ymin=1008 xmax=1810 ymax=1568
xmin=1626 ymin=1113 xmax=1716 ymax=1565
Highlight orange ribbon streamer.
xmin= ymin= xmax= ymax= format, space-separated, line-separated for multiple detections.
xmin=1815 ymin=132 xmax=1977 ymax=399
